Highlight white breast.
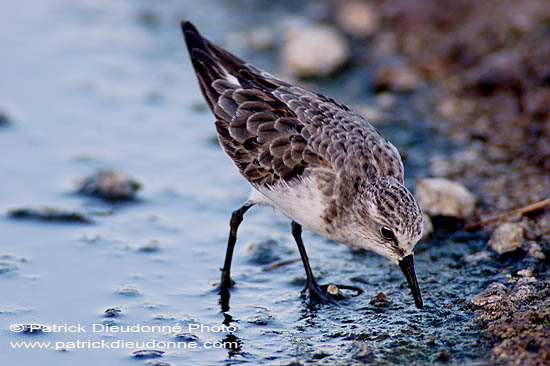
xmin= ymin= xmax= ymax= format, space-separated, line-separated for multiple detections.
xmin=247 ymin=178 xmax=332 ymax=238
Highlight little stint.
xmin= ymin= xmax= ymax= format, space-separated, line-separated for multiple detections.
xmin=181 ymin=21 xmax=424 ymax=309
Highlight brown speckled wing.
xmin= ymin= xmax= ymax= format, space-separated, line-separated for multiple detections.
xmin=181 ymin=21 xmax=404 ymax=187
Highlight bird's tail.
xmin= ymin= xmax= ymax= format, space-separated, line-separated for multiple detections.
xmin=180 ymin=21 xmax=280 ymax=113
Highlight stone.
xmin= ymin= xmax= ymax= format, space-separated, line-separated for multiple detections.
xmin=132 ymin=350 xmax=164 ymax=359
xmin=421 ymin=213 xmax=433 ymax=239
xmin=527 ymin=242 xmax=545 ymax=260
xmin=471 ymin=282 xmax=508 ymax=307
xmin=104 ymin=307 xmax=122 ymax=317
xmin=463 ymin=250 xmax=492 ymax=265
xmin=375 ymin=92 xmax=396 ymax=110
xmin=327 ymin=284 xmax=340 ymax=296
xmin=335 ymin=0 xmax=379 ymax=38
xmin=242 ymin=27 xmax=276 ymax=51
xmin=0 ymin=110 xmax=11 ymax=126
xmin=414 ymin=178 xmax=476 ymax=218
xmin=369 ymin=292 xmax=387 ymax=305
xmin=372 ymin=64 xmax=422 ymax=92
xmin=76 ymin=169 xmax=141 ymax=201
xmin=488 ymin=223 xmax=524 ymax=255
xmin=7 ymin=207 xmax=92 ymax=223
xmin=282 ymin=23 xmax=350 ymax=78
xmin=356 ymin=105 xmax=386 ymax=124
xmin=437 ymin=349 xmax=452 ymax=362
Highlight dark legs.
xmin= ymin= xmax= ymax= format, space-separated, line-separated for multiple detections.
xmin=291 ymin=221 xmax=336 ymax=304
xmin=220 ymin=203 xmax=253 ymax=290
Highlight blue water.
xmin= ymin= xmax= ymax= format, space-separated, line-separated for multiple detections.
xmin=0 ymin=1 xmax=492 ymax=365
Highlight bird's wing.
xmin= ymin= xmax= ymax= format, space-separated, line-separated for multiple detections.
xmin=181 ymin=21 xmax=404 ymax=187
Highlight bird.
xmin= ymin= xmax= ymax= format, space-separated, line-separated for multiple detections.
xmin=180 ymin=20 xmax=424 ymax=309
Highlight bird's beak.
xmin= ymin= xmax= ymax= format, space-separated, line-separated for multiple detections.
xmin=398 ymin=254 xmax=423 ymax=309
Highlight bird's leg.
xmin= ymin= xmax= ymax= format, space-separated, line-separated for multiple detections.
xmin=291 ymin=221 xmax=336 ymax=305
xmin=219 ymin=203 xmax=253 ymax=290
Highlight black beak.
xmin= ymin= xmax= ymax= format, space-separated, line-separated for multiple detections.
xmin=398 ymin=254 xmax=423 ymax=309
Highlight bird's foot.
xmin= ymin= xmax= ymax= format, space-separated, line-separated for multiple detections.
xmin=302 ymin=280 xmax=338 ymax=305
xmin=319 ymin=283 xmax=363 ymax=300
xmin=217 ymin=271 xmax=235 ymax=313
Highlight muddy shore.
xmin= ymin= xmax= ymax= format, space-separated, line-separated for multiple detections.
xmin=307 ymin=0 xmax=550 ymax=364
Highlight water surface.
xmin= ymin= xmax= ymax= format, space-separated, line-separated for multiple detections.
xmin=1 ymin=1 xmax=492 ymax=365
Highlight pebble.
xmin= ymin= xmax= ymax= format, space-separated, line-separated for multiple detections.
xmin=174 ymin=332 xmax=200 ymax=342
xmin=137 ymin=240 xmax=161 ymax=253
xmin=527 ymin=242 xmax=545 ymax=260
xmin=414 ymin=178 xmax=476 ymax=218
xmin=487 ymin=223 xmax=524 ymax=255
xmin=421 ymin=213 xmax=433 ymax=239
xmin=374 ymin=92 xmax=396 ymax=110
xmin=0 ymin=110 xmax=11 ymax=126
xmin=104 ymin=307 xmax=122 ymax=317
xmin=76 ymin=169 xmax=141 ymax=201
xmin=327 ymin=284 xmax=340 ymax=296
xmin=467 ymin=50 xmax=524 ymax=95
xmin=132 ymin=350 xmax=164 ymax=359
xmin=335 ymin=0 xmax=379 ymax=38
xmin=437 ymin=349 xmax=452 ymax=362
xmin=116 ymin=287 xmax=140 ymax=296
xmin=369 ymin=292 xmax=388 ymax=305
xmin=0 ymin=262 xmax=18 ymax=274
xmin=372 ymin=64 xmax=422 ymax=92
xmin=463 ymin=250 xmax=492 ymax=265
xmin=356 ymin=105 xmax=386 ymax=124
xmin=471 ymin=282 xmax=508 ymax=307
xmin=241 ymin=27 xmax=276 ymax=51
xmin=7 ymin=207 xmax=92 ymax=223
xmin=282 ymin=23 xmax=350 ymax=77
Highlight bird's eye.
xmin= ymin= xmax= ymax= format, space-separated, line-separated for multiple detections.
xmin=380 ymin=227 xmax=395 ymax=240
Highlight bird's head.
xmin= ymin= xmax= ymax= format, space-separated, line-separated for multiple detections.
xmin=348 ymin=176 xmax=424 ymax=309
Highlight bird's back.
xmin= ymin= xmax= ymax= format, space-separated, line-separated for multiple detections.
xmin=181 ymin=21 xmax=405 ymax=192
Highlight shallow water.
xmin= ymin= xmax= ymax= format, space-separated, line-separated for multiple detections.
xmin=1 ymin=1 xmax=496 ymax=365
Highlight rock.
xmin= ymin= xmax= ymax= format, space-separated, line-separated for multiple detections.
xmin=0 ymin=110 xmax=11 ymax=126
xmin=137 ymin=240 xmax=161 ymax=253
xmin=372 ymin=64 xmax=422 ymax=92
xmin=104 ymin=307 xmax=122 ymax=317
xmin=369 ymin=292 xmax=387 ymax=305
xmin=0 ymin=262 xmax=18 ymax=274
xmin=335 ymin=0 xmax=379 ymax=38
xmin=421 ymin=212 xmax=433 ymax=239
xmin=488 ymin=223 xmax=524 ymax=255
xmin=516 ymin=269 xmax=532 ymax=278
xmin=374 ymin=92 xmax=396 ymax=110
xmin=282 ymin=23 xmax=350 ymax=77
xmin=466 ymin=50 xmax=524 ymax=96
xmin=356 ymin=105 xmax=386 ymax=124
xmin=76 ymin=169 xmax=141 ymax=201
xmin=7 ymin=207 xmax=92 ymax=223
xmin=527 ymin=242 xmax=545 ymax=260
xmin=463 ymin=251 xmax=492 ymax=265
xmin=174 ymin=332 xmax=200 ymax=342
xmin=327 ymin=284 xmax=340 ymax=296
xmin=437 ymin=349 xmax=452 ymax=362
xmin=132 ymin=350 xmax=164 ymax=359
xmin=471 ymin=282 xmax=508 ymax=307
xmin=414 ymin=178 xmax=476 ymax=218
xmin=116 ymin=287 xmax=140 ymax=296
xmin=242 ymin=27 xmax=276 ymax=51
